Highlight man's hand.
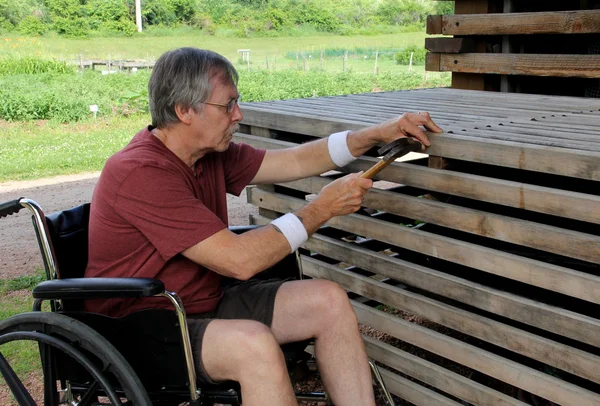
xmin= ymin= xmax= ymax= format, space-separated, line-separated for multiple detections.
xmin=376 ymin=112 xmax=443 ymax=147
xmin=347 ymin=111 xmax=443 ymax=156
xmin=310 ymin=173 xmax=373 ymax=219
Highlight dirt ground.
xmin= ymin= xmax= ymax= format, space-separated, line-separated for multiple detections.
xmin=0 ymin=172 xmax=258 ymax=280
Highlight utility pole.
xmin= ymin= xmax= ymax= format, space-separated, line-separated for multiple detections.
xmin=135 ymin=0 xmax=142 ymax=33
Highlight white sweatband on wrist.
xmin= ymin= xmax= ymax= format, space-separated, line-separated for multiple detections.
xmin=271 ymin=213 xmax=308 ymax=253
xmin=328 ymin=130 xmax=356 ymax=167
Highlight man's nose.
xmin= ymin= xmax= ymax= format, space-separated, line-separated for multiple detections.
xmin=232 ymin=103 xmax=243 ymax=122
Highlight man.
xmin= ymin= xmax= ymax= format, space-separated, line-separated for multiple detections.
xmin=85 ymin=47 xmax=442 ymax=405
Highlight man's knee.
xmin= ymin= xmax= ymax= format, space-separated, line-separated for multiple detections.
xmin=227 ymin=321 xmax=283 ymax=364
xmin=312 ymin=280 xmax=356 ymax=322
xmin=202 ymin=320 xmax=287 ymax=382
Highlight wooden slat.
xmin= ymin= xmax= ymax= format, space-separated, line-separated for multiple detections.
xmin=280 ymin=175 xmax=600 ymax=263
xmin=437 ymin=53 xmax=600 ymax=78
xmin=363 ymin=336 xmax=528 ymax=406
xmin=302 ymin=259 xmax=600 ymax=406
xmin=249 ymin=191 xmax=600 ymax=336
xmin=352 ymin=301 xmax=600 ymax=406
xmin=303 ymin=233 xmax=600 ymax=372
xmin=377 ymin=367 xmax=464 ymax=406
xmin=425 ymin=38 xmax=476 ymax=53
xmin=235 ymin=132 xmax=600 ymax=227
xmin=240 ymin=109 xmax=600 ymax=181
xmin=427 ymin=10 xmax=600 ymax=36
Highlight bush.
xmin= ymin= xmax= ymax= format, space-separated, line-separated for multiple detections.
xmin=52 ymin=17 xmax=90 ymax=38
xmin=18 ymin=15 xmax=46 ymax=35
xmin=395 ymin=45 xmax=426 ymax=65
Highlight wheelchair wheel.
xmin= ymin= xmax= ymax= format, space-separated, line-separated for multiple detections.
xmin=0 ymin=312 xmax=152 ymax=406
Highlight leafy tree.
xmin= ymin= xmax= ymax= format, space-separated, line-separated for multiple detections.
xmin=18 ymin=15 xmax=47 ymax=35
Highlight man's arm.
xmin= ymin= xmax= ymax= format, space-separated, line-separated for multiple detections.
xmin=250 ymin=112 xmax=442 ymax=185
xmin=182 ymin=173 xmax=371 ymax=280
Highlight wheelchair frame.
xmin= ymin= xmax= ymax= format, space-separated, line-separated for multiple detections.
xmin=0 ymin=197 xmax=395 ymax=405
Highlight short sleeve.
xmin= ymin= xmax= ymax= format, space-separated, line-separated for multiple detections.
xmin=222 ymin=142 xmax=266 ymax=196
xmin=114 ymin=165 xmax=226 ymax=261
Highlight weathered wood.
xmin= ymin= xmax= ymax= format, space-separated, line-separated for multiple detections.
xmin=432 ymin=10 xmax=600 ymax=36
xmin=249 ymin=191 xmax=600 ymax=309
xmin=377 ymin=367 xmax=464 ymax=406
xmin=440 ymin=54 xmax=600 ymax=78
xmin=425 ymin=38 xmax=476 ymax=53
xmin=239 ymin=117 xmax=600 ymax=182
xmin=249 ymin=125 xmax=271 ymax=138
xmin=363 ymin=336 xmax=528 ymax=406
xmin=454 ymin=0 xmax=489 ymax=15
xmin=303 ymin=259 xmax=600 ymax=405
xmin=303 ymin=233 xmax=600 ymax=361
xmin=426 ymin=14 xmax=443 ymax=34
xmin=352 ymin=301 xmax=600 ymax=406
xmin=235 ymin=134 xmax=600 ymax=226
xmin=426 ymin=52 xmax=442 ymax=72
xmin=283 ymin=175 xmax=600 ymax=263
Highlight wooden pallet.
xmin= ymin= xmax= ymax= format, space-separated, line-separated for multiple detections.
xmin=237 ymin=88 xmax=600 ymax=405
xmin=426 ymin=0 xmax=600 ymax=95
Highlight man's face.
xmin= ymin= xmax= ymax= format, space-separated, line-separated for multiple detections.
xmin=193 ymin=73 xmax=243 ymax=153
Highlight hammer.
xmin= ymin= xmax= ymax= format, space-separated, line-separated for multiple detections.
xmin=360 ymin=138 xmax=423 ymax=179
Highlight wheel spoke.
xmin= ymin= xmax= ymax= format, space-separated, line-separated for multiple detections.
xmin=78 ymin=379 xmax=100 ymax=406
xmin=0 ymin=350 xmax=37 ymax=406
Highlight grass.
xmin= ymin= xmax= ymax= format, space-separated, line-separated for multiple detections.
xmin=0 ymin=115 xmax=149 ymax=181
xmin=0 ymin=30 xmax=449 ymax=182
xmin=1 ymin=31 xmax=428 ymax=61
xmin=0 ymin=269 xmax=46 ymax=390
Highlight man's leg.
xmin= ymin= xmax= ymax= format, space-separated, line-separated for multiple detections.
xmin=270 ymin=279 xmax=376 ymax=406
xmin=200 ymin=319 xmax=297 ymax=406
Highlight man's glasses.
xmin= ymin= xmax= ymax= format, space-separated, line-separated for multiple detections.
xmin=203 ymin=95 xmax=241 ymax=114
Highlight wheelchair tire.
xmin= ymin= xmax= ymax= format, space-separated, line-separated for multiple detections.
xmin=0 ymin=311 xmax=152 ymax=406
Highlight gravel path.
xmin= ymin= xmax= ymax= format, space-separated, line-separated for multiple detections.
xmin=0 ymin=172 xmax=258 ymax=279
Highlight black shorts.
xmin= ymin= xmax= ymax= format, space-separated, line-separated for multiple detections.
xmin=187 ymin=278 xmax=286 ymax=385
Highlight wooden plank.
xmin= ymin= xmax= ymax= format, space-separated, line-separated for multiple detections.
xmin=249 ymin=192 xmax=600 ymax=314
xmin=239 ymin=110 xmax=600 ymax=181
xmin=303 ymin=233 xmax=600 ymax=365
xmin=377 ymin=368 xmax=464 ymax=406
xmin=282 ymin=175 xmax=600 ymax=263
xmin=440 ymin=54 xmax=600 ymax=78
xmin=440 ymin=10 xmax=600 ymax=36
xmin=235 ymin=133 xmax=600 ymax=226
xmin=303 ymin=259 xmax=600 ymax=406
xmin=425 ymin=38 xmax=476 ymax=53
xmin=426 ymin=14 xmax=443 ymax=34
xmin=363 ymin=336 xmax=528 ymax=406
xmin=352 ymin=301 xmax=600 ymax=406
xmin=454 ymin=0 xmax=489 ymax=15
xmin=426 ymin=52 xmax=442 ymax=72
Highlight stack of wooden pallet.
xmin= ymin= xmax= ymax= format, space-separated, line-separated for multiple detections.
xmin=426 ymin=0 xmax=600 ymax=96
xmin=238 ymin=87 xmax=600 ymax=404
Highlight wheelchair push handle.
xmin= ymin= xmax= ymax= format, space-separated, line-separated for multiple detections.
xmin=0 ymin=198 xmax=24 ymax=218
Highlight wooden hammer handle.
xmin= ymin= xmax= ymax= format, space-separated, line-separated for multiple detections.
xmin=360 ymin=159 xmax=394 ymax=179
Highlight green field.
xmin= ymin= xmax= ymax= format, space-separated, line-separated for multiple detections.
xmin=2 ymin=31 xmax=430 ymax=73
xmin=0 ymin=31 xmax=449 ymax=182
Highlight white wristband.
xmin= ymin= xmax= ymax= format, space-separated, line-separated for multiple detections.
xmin=271 ymin=213 xmax=308 ymax=253
xmin=328 ymin=130 xmax=356 ymax=167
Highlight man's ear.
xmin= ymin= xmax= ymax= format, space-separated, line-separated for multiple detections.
xmin=174 ymin=104 xmax=194 ymax=124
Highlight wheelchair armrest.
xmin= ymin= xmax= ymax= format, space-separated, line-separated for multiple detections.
xmin=229 ymin=224 xmax=261 ymax=234
xmin=32 ymin=277 xmax=165 ymax=300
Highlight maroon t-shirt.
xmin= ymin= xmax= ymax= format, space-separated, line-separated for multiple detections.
xmin=84 ymin=127 xmax=266 ymax=317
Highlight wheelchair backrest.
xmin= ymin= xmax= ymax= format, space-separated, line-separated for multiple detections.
xmin=45 ymin=203 xmax=90 ymax=280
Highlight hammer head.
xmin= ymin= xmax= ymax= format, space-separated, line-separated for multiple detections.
xmin=378 ymin=138 xmax=422 ymax=162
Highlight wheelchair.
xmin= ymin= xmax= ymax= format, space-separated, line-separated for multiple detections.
xmin=0 ymin=197 xmax=395 ymax=405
